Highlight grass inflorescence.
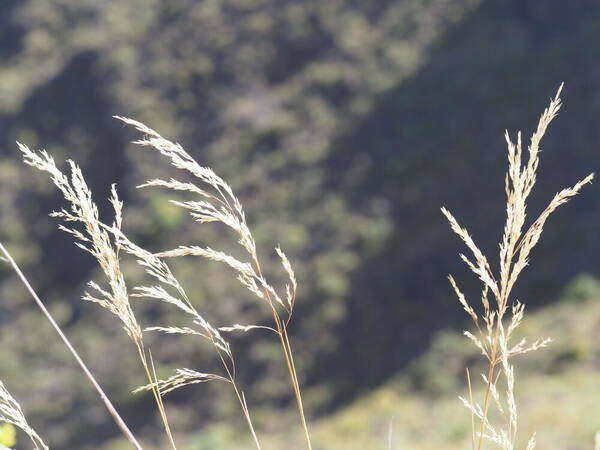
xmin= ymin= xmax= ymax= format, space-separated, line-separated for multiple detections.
xmin=442 ymin=84 xmax=593 ymax=450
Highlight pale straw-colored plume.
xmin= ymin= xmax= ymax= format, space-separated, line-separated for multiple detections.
xmin=116 ymin=116 xmax=311 ymax=449
xmin=17 ymin=139 xmax=262 ymax=449
xmin=110 ymin=230 xmax=256 ymax=431
xmin=0 ymin=380 xmax=47 ymax=450
xmin=442 ymin=84 xmax=593 ymax=450
xmin=17 ymin=146 xmax=141 ymax=344
xmin=18 ymin=144 xmax=176 ymax=449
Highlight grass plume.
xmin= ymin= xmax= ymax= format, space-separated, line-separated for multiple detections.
xmin=17 ymin=144 xmax=175 ymax=449
xmin=116 ymin=116 xmax=312 ymax=449
xmin=442 ymin=84 xmax=593 ymax=450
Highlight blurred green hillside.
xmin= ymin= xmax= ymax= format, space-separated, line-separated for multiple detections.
xmin=1 ymin=0 xmax=600 ymax=447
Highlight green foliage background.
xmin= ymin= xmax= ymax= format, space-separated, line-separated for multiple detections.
xmin=1 ymin=0 xmax=600 ymax=448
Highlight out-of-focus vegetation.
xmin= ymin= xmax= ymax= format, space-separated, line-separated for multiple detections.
xmin=1 ymin=0 xmax=600 ymax=448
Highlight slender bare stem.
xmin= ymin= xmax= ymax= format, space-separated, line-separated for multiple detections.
xmin=281 ymin=327 xmax=311 ymax=449
xmin=217 ymin=349 xmax=262 ymax=449
xmin=0 ymin=242 xmax=144 ymax=450
xmin=254 ymin=257 xmax=312 ymax=450
xmin=477 ymin=320 xmax=501 ymax=450
xmin=136 ymin=344 xmax=177 ymax=450
xmin=466 ymin=368 xmax=475 ymax=450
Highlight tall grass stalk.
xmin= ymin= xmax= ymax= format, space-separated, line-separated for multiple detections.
xmin=0 ymin=243 xmax=143 ymax=450
xmin=442 ymin=84 xmax=593 ymax=450
xmin=116 ymin=116 xmax=312 ymax=449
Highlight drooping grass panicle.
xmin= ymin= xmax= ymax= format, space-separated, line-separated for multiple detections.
xmin=116 ymin=116 xmax=312 ymax=449
xmin=18 ymin=144 xmax=176 ymax=449
xmin=442 ymin=85 xmax=593 ymax=450
xmin=115 ymin=116 xmax=297 ymax=324
xmin=115 ymin=116 xmax=256 ymax=256
xmin=113 ymin=230 xmax=234 ymax=364
xmin=109 ymin=200 xmax=261 ymax=448
xmin=0 ymin=380 xmax=47 ymax=450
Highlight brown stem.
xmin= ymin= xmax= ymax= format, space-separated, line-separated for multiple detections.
xmin=0 ymin=242 xmax=144 ymax=450
xmin=252 ymin=254 xmax=311 ymax=449
xmin=282 ymin=327 xmax=311 ymax=449
xmin=476 ymin=317 xmax=502 ymax=450
xmin=215 ymin=346 xmax=261 ymax=449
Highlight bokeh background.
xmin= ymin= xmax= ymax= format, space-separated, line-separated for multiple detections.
xmin=1 ymin=0 xmax=600 ymax=448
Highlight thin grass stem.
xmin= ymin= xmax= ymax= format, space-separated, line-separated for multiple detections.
xmin=0 ymin=242 xmax=143 ymax=450
xmin=136 ymin=344 xmax=177 ymax=449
